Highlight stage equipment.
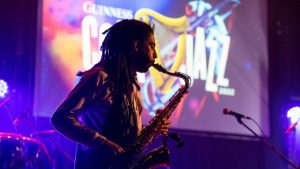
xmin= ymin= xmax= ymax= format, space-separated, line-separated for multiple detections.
xmin=0 ymin=132 xmax=40 ymax=169
xmin=285 ymin=106 xmax=300 ymax=135
xmin=0 ymin=80 xmax=8 ymax=98
xmin=223 ymin=108 xmax=300 ymax=169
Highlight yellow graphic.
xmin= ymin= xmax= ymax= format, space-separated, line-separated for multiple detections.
xmin=135 ymin=9 xmax=189 ymax=93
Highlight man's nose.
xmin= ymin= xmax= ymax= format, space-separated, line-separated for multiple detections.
xmin=154 ymin=51 xmax=157 ymax=59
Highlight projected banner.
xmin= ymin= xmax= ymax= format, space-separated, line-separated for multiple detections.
xmin=35 ymin=0 xmax=268 ymax=136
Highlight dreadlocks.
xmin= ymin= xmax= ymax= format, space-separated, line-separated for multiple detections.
xmin=99 ymin=19 xmax=154 ymax=96
xmin=94 ymin=20 xmax=155 ymax=147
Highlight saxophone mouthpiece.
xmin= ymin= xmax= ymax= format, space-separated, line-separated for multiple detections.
xmin=153 ymin=64 xmax=167 ymax=73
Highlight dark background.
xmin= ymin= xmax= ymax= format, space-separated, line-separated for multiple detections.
xmin=0 ymin=0 xmax=300 ymax=169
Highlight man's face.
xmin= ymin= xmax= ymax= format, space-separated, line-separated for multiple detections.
xmin=132 ymin=33 xmax=157 ymax=73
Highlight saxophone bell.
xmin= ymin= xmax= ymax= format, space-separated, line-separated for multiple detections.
xmin=138 ymin=145 xmax=170 ymax=169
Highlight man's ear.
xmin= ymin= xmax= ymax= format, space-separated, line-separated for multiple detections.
xmin=133 ymin=40 xmax=140 ymax=52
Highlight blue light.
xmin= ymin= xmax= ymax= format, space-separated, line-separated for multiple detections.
xmin=0 ymin=80 xmax=8 ymax=98
xmin=287 ymin=106 xmax=300 ymax=124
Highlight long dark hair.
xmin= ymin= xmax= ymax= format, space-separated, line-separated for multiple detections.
xmin=98 ymin=19 xmax=154 ymax=95
xmin=98 ymin=20 xmax=154 ymax=146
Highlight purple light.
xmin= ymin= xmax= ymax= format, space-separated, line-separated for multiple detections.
xmin=287 ymin=106 xmax=300 ymax=124
xmin=0 ymin=80 xmax=8 ymax=98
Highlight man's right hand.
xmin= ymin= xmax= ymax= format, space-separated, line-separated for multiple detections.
xmin=103 ymin=139 xmax=125 ymax=155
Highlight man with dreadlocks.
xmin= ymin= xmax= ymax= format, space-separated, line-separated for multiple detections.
xmin=51 ymin=19 xmax=171 ymax=169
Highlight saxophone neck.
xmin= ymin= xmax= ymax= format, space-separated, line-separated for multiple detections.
xmin=152 ymin=64 xmax=191 ymax=89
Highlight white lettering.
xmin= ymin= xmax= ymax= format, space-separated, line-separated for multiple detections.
xmin=82 ymin=16 xmax=99 ymax=70
xmin=216 ymin=36 xmax=230 ymax=87
xmin=218 ymin=87 xmax=235 ymax=96
xmin=82 ymin=1 xmax=133 ymax=19
xmin=193 ymin=27 xmax=207 ymax=80
xmin=185 ymin=34 xmax=195 ymax=85
xmin=82 ymin=16 xmax=113 ymax=70
xmin=205 ymin=39 xmax=218 ymax=92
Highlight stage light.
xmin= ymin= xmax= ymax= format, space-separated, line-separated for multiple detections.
xmin=287 ymin=106 xmax=300 ymax=124
xmin=284 ymin=106 xmax=300 ymax=135
xmin=0 ymin=79 xmax=8 ymax=98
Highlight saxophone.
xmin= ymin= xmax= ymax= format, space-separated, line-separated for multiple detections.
xmin=110 ymin=64 xmax=191 ymax=169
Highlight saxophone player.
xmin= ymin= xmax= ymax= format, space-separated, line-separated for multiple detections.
xmin=51 ymin=19 xmax=171 ymax=169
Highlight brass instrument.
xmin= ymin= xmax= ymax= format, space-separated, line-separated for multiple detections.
xmin=110 ymin=64 xmax=191 ymax=169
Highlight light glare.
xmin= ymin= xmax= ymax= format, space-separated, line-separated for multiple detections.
xmin=287 ymin=106 xmax=300 ymax=123
xmin=0 ymin=80 xmax=8 ymax=98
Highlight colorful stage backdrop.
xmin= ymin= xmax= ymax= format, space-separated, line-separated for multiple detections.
xmin=34 ymin=0 xmax=268 ymax=136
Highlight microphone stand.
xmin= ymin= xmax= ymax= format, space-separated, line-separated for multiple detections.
xmin=235 ymin=116 xmax=299 ymax=169
xmin=285 ymin=117 xmax=300 ymax=135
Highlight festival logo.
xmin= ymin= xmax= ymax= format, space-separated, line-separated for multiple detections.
xmin=133 ymin=0 xmax=240 ymax=120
